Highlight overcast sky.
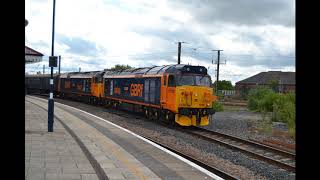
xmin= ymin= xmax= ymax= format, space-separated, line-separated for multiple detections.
xmin=25 ymin=0 xmax=295 ymax=84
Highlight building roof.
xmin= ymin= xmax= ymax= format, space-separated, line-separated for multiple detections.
xmin=236 ymin=71 xmax=295 ymax=85
xmin=25 ymin=46 xmax=44 ymax=64
xmin=25 ymin=46 xmax=44 ymax=56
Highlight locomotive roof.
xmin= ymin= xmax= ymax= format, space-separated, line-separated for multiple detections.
xmin=25 ymin=65 xmax=208 ymax=79
xmin=59 ymin=71 xmax=102 ymax=78
xmin=103 ymin=64 xmax=208 ymax=77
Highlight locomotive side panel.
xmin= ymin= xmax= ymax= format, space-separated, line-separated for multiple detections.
xmin=104 ymin=77 xmax=161 ymax=105
xmin=60 ymin=78 xmax=92 ymax=95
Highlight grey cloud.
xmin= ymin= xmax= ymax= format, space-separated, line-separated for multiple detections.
xmin=30 ymin=40 xmax=50 ymax=48
xmin=177 ymin=49 xmax=295 ymax=68
xmin=131 ymin=24 xmax=294 ymax=68
xmin=77 ymin=59 xmax=104 ymax=65
xmin=224 ymin=54 xmax=295 ymax=68
xmin=131 ymin=26 xmax=215 ymax=50
xmin=234 ymin=33 xmax=265 ymax=46
xmin=168 ymin=0 xmax=295 ymax=27
xmin=56 ymin=34 xmax=106 ymax=57
xmin=129 ymin=53 xmax=177 ymax=66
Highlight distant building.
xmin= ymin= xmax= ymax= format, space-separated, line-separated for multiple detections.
xmin=25 ymin=46 xmax=44 ymax=64
xmin=235 ymin=71 xmax=295 ymax=96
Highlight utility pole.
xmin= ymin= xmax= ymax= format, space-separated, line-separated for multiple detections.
xmin=176 ymin=42 xmax=187 ymax=64
xmin=43 ymin=65 xmax=45 ymax=74
xmin=79 ymin=67 xmax=81 ymax=72
xmin=58 ymin=55 xmax=61 ymax=74
xmin=178 ymin=42 xmax=181 ymax=64
xmin=212 ymin=50 xmax=223 ymax=95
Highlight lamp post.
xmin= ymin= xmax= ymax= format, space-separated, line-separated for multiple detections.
xmin=48 ymin=0 xmax=57 ymax=132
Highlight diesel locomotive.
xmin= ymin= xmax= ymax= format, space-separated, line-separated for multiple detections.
xmin=25 ymin=64 xmax=218 ymax=126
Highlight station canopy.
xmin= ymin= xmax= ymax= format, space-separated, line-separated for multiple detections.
xmin=25 ymin=46 xmax=44 ymax=64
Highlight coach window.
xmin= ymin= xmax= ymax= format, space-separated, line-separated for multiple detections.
xmin=110 ymin=80 xmax=113 ymax=95
xmin=168 ymin=75 xmax=176 ymax=87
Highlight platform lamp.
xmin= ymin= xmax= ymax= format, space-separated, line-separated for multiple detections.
xmin=48 ymin=0 xmax=57 ymax=132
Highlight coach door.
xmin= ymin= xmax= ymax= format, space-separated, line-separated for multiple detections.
xmin=166 ymin=74 xmax=176 ymax=110
xmin=160 ymin=75 xmax=167 ymax=107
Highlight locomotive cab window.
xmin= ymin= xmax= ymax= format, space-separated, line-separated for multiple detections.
xmin=195 ymin=75 xmax=211 ymax=87
xmin=176 ymin=75 xmax=211 ymax=87
xmin=178 ymin=75 xmax=194 ymax=86
xmin=163 ymin=76 xmax=167 ymax=86
xmin=168 ymin=75 xmax=176 ymax=87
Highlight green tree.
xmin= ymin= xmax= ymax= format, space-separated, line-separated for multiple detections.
xmin=212 ymin=80 xmax=234 ymax=90
xmin=108 ymin=64 xmax=134 ymax=71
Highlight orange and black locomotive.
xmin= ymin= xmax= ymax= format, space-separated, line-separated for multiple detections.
xmin=25 ymin=64 xmax=218 ymax=126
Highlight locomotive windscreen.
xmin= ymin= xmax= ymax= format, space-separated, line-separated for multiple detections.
xmin=177 ymin=75 xmax=211 ymax=87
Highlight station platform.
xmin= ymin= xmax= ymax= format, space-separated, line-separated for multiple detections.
xmin=25 ymin=96 xmax=222 ymax=180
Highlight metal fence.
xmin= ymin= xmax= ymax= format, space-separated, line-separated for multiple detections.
xmin=218 ymin=90 xmax=236 ymax=96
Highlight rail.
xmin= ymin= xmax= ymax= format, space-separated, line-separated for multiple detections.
xmin=179 ymin=126 xmax=295 ymax=173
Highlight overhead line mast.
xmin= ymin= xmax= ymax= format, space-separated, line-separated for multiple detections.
xmin=212 ymin=50 xmax=223 ymax=95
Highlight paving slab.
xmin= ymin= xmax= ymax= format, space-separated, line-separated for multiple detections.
xmin=25 ymin=100 xmax=98 ymax=180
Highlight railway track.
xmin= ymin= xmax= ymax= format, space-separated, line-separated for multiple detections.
xmin=178 ymin=126 xmax=296 ymax=173
xmin=144 ymin=137 xmax=239 ymax=180
xmin=31 ymin=94 xmax=295 ymax=175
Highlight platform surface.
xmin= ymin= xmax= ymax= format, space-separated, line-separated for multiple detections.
xmin=26 ymin=96 xmax=220 ymax=180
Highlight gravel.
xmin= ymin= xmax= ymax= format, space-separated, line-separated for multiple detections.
xmin=37 ymin=96 xmax=295 ymax=180
xmin=204 ymin=109 xmax=295 ymax=145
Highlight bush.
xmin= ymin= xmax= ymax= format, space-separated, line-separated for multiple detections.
xmin=272 ymin=93 xmax=296 ymax=136
xmin=247 ymin=87 xmax=274 ymax=111
xmin=247 ymin=87 xmax=296 ymax=137
xmin=212 ymin=101 xmax=224 ymax=112
xmin=258 ymin=92 xmax=281 ymax=112
xmin=216 ymin=92 xmax=225 ymax=101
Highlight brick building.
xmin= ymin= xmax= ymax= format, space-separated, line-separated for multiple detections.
xmin=235 ymin=71 xmax=295 ymax=97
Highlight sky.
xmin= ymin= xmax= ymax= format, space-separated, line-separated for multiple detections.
xmin=25 ymin=0 xmax=295 ymax=85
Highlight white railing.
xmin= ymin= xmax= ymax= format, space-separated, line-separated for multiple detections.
xmin=218 ymin=90 xmax=236 ymax=96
